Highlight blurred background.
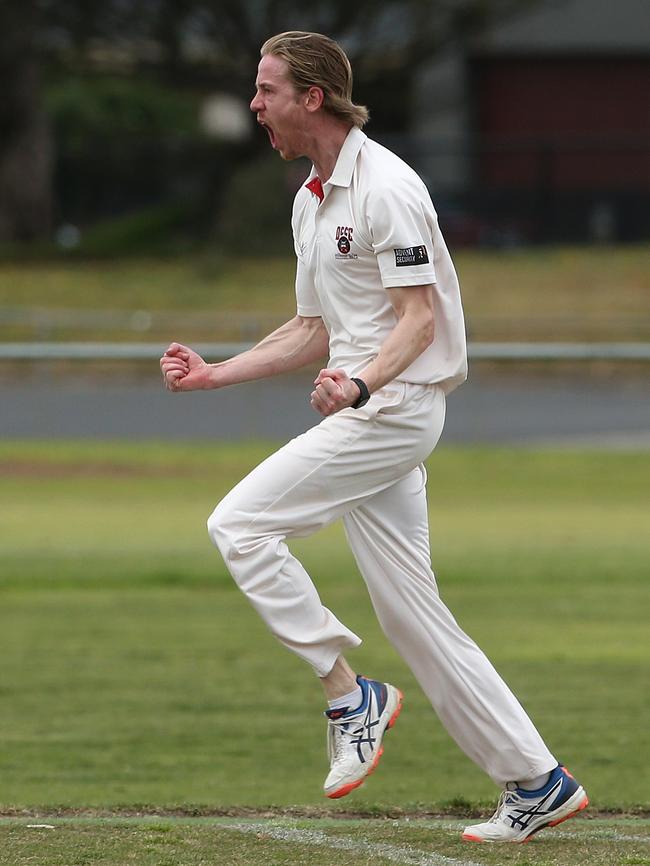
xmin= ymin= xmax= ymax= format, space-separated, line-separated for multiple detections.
xmin=0 ymin=0 xmax=649 ymax=824
xmin=0 ymin=0 xmax=649 ymax=443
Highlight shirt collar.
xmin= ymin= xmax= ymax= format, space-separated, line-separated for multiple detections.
xmin=303 ymin=127 xmax=367 ymax=201
xmin=326 ymin=126 xmax=367 ymax=189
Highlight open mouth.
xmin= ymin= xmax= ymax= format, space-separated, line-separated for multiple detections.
xmin=259 ymin=121 xmax=277 ymax=149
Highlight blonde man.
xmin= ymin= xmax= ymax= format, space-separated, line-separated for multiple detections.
xmin=161 ymin=31 xmax=587 ymax=843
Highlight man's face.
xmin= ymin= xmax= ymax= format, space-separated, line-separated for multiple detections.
xmin=250 ymin=54 xmax=307 ymax=160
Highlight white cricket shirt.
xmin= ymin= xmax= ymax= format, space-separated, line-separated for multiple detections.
xmin=291 ymin=126 xmax=467 ymax=393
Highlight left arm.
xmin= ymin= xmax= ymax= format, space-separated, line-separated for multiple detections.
xmin=311 ymin=284 xmax=434 ymax=416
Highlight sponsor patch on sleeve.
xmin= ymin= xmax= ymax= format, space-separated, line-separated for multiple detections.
xmin=394 ymin=245 xmax=430 ymax=267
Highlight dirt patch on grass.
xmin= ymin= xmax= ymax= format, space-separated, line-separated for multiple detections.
xmin=0 ymin=805 xmax=647 ymax=820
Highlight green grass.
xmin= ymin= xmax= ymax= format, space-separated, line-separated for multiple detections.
xmin=1 ymin=244 xmax=649 ymax=341
xmin=0 ymin=442 xmax=648 ymax=816
xmin=0 ymin=817 xmax=649 ymax=866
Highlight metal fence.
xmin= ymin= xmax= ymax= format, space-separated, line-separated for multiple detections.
xmin=2 ymin=341 xmax=649 ymax=362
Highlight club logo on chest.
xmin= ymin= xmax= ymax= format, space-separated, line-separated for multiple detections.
xmin=335 ymin=226 xmax=357 ymax=260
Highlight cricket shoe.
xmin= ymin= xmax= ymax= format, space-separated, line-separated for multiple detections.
xmin=462 ymin=764 xmax=588 ymax=843
xmin=323 ymin=675 xmax=403 ymax=799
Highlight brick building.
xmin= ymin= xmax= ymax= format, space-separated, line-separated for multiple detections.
xmin=412 ymin=0 xmax=650 ymax=243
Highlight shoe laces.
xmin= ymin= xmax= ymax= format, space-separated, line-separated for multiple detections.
xmin=327 ymin=713 xmax=364 ymax=764
xmin=489 ymin=788 xmax=523 ymax=824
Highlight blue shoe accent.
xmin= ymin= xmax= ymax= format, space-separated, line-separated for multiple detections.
xmin=324 ymin=675 xmax=387 ymax=721
xmin=346 ymin=674 xmax=370 ymax=716
xmin=323 ymin=675 xmax=403 ymax=798
xmin=516 ymin=765 xmax=579 ymax=806
xmin=358 ymin=675 xmax=388 ymax=717
xmin=463 ymin=764 xmax=588 ymax=842
xmin=502 ymin=766 xmax=582 ymax=834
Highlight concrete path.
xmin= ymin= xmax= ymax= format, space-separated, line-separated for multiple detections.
xmin=1 ymin=371 xmax=649 ymax=446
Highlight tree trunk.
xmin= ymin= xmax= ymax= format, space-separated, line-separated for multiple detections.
xmin=0 ymin=7 xmax=53 ymax=243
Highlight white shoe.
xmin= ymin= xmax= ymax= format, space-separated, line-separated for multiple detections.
xmin=462 ymin=765 xmax=589 ymax=843
xmin=323 ymin=675 xmax=403 ymax=799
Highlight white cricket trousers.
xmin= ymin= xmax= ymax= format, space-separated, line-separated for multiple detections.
xmin=207 ymin=381 xmax=556 ymax=786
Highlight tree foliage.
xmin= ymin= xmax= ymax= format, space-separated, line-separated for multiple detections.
xmin=1 ymin=0 xmax=539 ymax=242
xmin=36 ymin=0 xmax=538 ymax=92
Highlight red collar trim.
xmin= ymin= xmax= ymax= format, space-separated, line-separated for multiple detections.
xmin=305 ymin=176 xmax=324 ymax=203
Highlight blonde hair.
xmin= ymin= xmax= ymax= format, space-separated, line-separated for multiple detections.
xmin=261 ymin=31 xmax=369 ymax=128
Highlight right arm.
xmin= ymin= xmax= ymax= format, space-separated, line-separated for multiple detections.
xmin=160 ymin=315 xmax=329 ymax=392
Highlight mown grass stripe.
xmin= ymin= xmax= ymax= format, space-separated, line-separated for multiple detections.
xmin=428 ymin=821 xmax=650 ymax=845
xmin=224 ymin=821 xmax=482 ymax=866
xmin=551 ymin=828 xmax=650 ymax=843
xmin=412 ymin=818 xmax=650 ymax=846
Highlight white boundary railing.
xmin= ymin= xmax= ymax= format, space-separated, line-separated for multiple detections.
xmin=1 ymin=342 xmax=650 ymax=361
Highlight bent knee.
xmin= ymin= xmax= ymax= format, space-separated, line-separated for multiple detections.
xmin=207 ymin=500 xmax=238 ymax=557
xmin=207 ymin=499 xmax=264 ymax=562
xmin=208 ymin=496 xmax=285 ymax=567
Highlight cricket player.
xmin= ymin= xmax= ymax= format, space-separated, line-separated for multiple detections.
xmin=160 ymin=31 xmax=588 ymax=842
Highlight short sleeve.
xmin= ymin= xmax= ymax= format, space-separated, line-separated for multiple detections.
xmin=292 ymin=192 xmax=322 ymax=317
xmin=294 ymin=255 xmax=322 ymax=317
xmin=367 ymin=183 xmax=437 ymax=288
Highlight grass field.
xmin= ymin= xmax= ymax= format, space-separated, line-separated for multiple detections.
xmin=1 ymin=244 xmax=649 ymax=342
xmin=1 ymin=441 xmax=648 ymax=864
xmin=1 ymin=816 xmax=649 ymax=866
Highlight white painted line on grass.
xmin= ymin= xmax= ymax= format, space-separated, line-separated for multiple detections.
xmin=420 ymin=820 xmax=650 ymax=845
xmin=224 ymin=821 xmax=483 ymax=866
xmin=550 ymin=828 xmax=650 ymax=843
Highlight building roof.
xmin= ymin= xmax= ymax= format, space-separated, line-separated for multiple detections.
xmin=474 ymin=0 xmax=650 ymax=55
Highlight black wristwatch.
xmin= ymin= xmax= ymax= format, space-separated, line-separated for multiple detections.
xmin=350 ymin=377 xmax=370 ymax=409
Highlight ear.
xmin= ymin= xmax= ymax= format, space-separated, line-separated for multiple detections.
xmin=304 ymin=86 xmax=325 ymax=113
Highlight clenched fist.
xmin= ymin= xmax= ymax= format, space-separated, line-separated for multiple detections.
xmin=310 ymin=368 xmax=363 ymax=416
xmin=160 ymin=343 xmax=213 ymax=392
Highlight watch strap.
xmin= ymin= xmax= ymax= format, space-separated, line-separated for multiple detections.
xmin=350 ymin=377 xmax=370 ymax=408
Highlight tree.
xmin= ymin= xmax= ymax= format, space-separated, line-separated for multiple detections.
xmin=0 ymin=0 xmax=539 ymax=243
xmin=0 ymin=3 xmax=53 ymax=242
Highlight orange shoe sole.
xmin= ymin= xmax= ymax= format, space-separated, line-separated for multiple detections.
xmin=326 ymin=690 xmax=403 ymax=800
xmin=462 ymin=792 xmax=589 ymax=843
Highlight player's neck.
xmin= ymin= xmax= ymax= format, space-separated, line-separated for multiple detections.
xmin=308 ymin=120 xmax=352 ymax=184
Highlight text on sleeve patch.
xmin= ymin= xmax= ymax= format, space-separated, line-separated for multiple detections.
xmin=394 ymin=245 xmax=430 ymax=267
